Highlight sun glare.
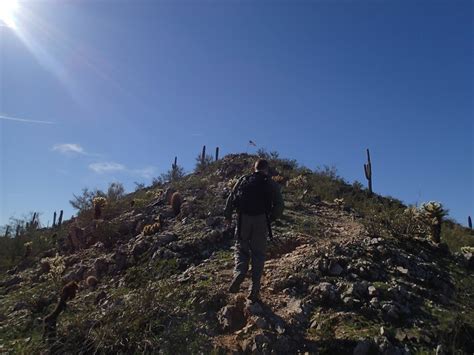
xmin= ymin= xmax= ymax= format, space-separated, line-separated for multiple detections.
xmin=0 ymin=0 xmax=19 ymax=29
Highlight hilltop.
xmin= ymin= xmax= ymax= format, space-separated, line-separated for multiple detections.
xmin=0 ymin=153 xmax=473 ymax=354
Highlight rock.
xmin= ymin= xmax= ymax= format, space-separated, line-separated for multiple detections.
xmin=309 ymin=282 xmax=339 ymax=305
xmin=344 ymin=281 xmax=369 ymax=299
xmin=63 ymin=264 xmax=86 ymax=283
xmin=435 ymin=344 xmax=446 ymax=355
xmin=217 ymin=305 xmax=246 ymax=331
xmin=153 ymin=233 xmax=177 ymax=248
xmin=328 ymin=261 xmax=344 ymax=276
xmin=245 ymin=299 xmax=264 ymax=315
xmin=353 ymin=339 xmax=373 ymax=355
xmin=131 ymin=238 xmax=150 ymax=260
xmin=255 ymin=316 xmax=268 ymax=329
xmin=113 ymin=250 xmax=128 ymax=272
xmin=93 ymin=258 xmax=109 ymax=278
xmin=396 ymin=266 xmax=409 ymax=275
xmin=382 ymin=303 xmax=400 ymax=322
xmin=395 ymin=329 xmax=407 ymax=342
xmin=286 ymin=298 xmax=304 ymax=316
xmin=368 ymin=285 xmax=378 ymax=297
xmin=343 ymin=296 xmax=355 ymax=307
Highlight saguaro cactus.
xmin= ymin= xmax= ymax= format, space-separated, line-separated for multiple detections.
xmin=31 ymin=212 xmax=37 ymax=229
xmin=53 ymin=211 xmax=57 ymax=227
xmin=364 ymin=148 xmax=373 ymax=195
xmin=215 ymin=146 xmax=220 ymax=161
xmin=201 ymin=145 xmax=206 ymax=165
xmin=58 ymin=210 xmax=63 ymax=227
xmin=469 ymin=216 xmax=472 ymax=229
xmin=172 ymin=156 xmax=178 ymax=170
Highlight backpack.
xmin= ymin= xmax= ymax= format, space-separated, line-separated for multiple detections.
xmin=233 ymin=172 xmax=272 ymax=216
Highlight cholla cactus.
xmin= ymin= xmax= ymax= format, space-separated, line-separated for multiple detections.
xmin=227 ymin=178 xmax=239 ymax=189
xmin=93 ymin=197 xmax=108 ymax=220
xmin=146 ymin=189 xmax=163 ymax=199
xmin=287 ymin=175 xmax=307 ymax=189
xmin=24 ymin=242 xmax=33 ymax=259
xmin=421 ymin=201 xmax=447 ymax=243
xmin=142 ymin=222 xmax=161 ymax=236
xmin=461 ymin=246 xmax=474 ymax=254
xmin=42 ymin=254 xmax=66 ymax=288
xmin=272 ymin=175 xmax=286 ymax=185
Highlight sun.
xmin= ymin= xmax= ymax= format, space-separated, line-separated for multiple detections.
xmin=0 ymin=0 xmax=19 ymax=29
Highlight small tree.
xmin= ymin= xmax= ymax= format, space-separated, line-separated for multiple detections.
xmin=194 ymin=153 xmax=214 ymax=172
xmin=155 ymin=165 xmax=186 ymax=184
xmin=69 ymin=188 xmax=96 ymax=211
xmin=106 ymin=182 xmax=125 ymax=202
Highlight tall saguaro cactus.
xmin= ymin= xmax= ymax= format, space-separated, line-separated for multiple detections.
xmin=364 ymin=148 xmax=373 ymax=195
xmin=58 ymin=210 xmax=63 ymax=227
xmin=469 ymin=216 xmax=472 ymax=229
xmin=53 ymin=211 xmax=57 ymax=227
xmin=201 ymin=145 xmax=206 ymax=165
xmin=172 ymin=156 xmax=177 ymax=170
xmin=215 ymin=147 xmax=220 ymax=161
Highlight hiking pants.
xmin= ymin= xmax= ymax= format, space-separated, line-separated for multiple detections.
xmin=234 ymin=213 xmax=268 ymax=292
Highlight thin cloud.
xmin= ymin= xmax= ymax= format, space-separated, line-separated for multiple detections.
xmin=0 ymin=113 xmax=54 ymax=124
xmin=131 ymin=166 xmax=156 ymax=179
xmin=89 ymin=162 xmax=126 ymax=174
xmin=52 ymin=143 xmax=85 ymax=155
xmin=89 ymin=161 xmax=156 ymax=179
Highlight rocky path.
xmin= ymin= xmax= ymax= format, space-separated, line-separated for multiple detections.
xmin=177 ymin=202 xmax=367 ymax=353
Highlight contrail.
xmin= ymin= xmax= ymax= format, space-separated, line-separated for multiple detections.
xmin=0 ymin=114 xmax=54 ymax=124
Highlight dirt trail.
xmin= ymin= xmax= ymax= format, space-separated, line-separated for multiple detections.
xmin=203 ymin=203 xmax=367 ymax=351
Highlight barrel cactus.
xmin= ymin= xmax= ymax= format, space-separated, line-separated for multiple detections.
xmin=170 ymin=192 xmax=183 ymax=216
xmin=142 ymin=222 xmax=161 ymax=236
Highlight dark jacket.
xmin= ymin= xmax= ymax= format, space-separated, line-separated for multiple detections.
xmin=224 ymin=173 xmax=284 ymax=221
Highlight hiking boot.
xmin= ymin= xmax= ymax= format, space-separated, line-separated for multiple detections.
xmin=247 ymin=288 xmax=260 ymax=302
xmin=228 ymin=274 xmax=244 ymax=293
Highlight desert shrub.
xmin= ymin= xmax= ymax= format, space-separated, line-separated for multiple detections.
xmin=442 ymin=221 xmax=474 ymax=252
xmin=106 ymin=182 xmax=125 ymax=202
xmin=195 ymin=153 xmax=214 ymax=172
xmin=154 ymin=165 xmax=186 ymax=185
xmin=69 ymin=188 xmax=98 ymax=212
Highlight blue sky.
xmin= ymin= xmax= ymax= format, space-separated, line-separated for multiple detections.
xmin=0 ymin=0 xmax=472 ymax=226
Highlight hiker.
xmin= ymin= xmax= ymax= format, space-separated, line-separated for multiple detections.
xmin=224 ymin=158 xmax=284 ymax=301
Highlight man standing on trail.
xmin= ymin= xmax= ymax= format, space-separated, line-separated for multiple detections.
xmin=224 ymin=159 xmax=284 ymax=302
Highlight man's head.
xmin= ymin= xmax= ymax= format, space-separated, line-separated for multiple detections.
xmin=254 ymin=159 xmax=269 ymax=175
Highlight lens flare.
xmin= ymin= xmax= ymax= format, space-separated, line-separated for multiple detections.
xmin=0 ymin=0 xmax=19 ymax=29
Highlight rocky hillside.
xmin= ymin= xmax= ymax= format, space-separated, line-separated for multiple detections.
xmin=0 ymin=154 xmax=473 ymax=354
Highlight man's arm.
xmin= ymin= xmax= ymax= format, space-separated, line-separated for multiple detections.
xmin=270 ymin=181 xmax=284 ymax=221
xmin=224 ymin=176 xmax=245 ymax=220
